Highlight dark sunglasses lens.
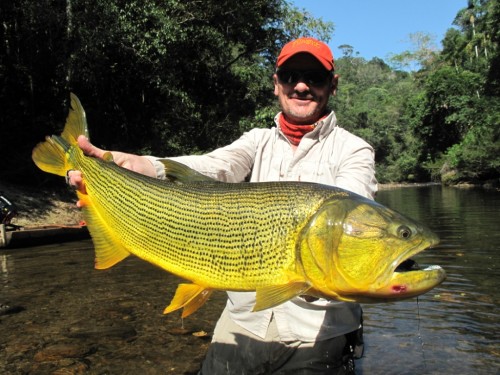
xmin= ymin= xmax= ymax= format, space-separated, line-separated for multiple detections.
xmin=277 ymin=70 xmax=296 ymax=83
xmin=304 ymin=71 xmax=329 ymax=85
xmin=277 ymin=70 xmax=329 ymax=85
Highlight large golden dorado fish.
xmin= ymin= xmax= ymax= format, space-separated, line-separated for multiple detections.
xmin=32 ymin=94 xmax=446 ymax=318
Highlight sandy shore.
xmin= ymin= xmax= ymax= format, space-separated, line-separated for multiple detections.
xmin=0 ymin=181 xmax=83 ymax=228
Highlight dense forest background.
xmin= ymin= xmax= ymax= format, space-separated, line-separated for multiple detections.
xmin=1 ymin=0 xmax=499 ymax=186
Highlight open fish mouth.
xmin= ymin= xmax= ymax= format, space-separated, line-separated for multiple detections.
xmin=378 ymin=228 xmax=446 ymax=299
xmin=395 ymin=258 xmax=420 ymax=272
xmin=379 ymin=257 xmax=446 ymax=298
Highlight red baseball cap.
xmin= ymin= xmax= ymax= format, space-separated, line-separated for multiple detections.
xmin=277 ymin=37 xmax=335 ymax=71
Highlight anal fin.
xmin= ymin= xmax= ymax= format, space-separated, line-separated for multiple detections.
xmin=164 ymin=283 xmax=213 ymax=318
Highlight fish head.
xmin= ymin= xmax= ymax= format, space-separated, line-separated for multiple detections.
xmin=298 ymin=194 xmax=445 ymax=302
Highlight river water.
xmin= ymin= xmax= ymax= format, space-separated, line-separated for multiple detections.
xmin=358 ymin=185 xmax=500 ymax=375
xmin=0 ymin=185 xmax=499 ymax=374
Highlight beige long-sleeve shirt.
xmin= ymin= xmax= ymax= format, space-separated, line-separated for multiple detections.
xmin=147 ymin=111 xmax=377 ymax=341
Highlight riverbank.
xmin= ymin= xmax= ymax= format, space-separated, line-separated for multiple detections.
xmin=0 ymin=181 xmax=83 ymax=228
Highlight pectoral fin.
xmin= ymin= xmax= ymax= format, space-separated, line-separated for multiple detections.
xmin=254 ymin=281 xmax=311 ymax=312
xmin=164 ymin=283 xmax=213 ymax=318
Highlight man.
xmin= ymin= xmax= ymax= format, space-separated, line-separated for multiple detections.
xmin=69 ymin=37 xmax=377 ymax=374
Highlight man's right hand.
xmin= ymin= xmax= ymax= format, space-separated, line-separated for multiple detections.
xmin=67 ymin=135 xmax=157 ymax=195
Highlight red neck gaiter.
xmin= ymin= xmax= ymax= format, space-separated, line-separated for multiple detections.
xmin=279 ymin=113 xmax=328 ymax=146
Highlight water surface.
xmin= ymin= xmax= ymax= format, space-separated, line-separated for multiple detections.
xmin=357 ymin=185 xmax=499 ymax=375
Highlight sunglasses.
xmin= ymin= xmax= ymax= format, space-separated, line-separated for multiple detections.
xmin=276 ymin=69 xmax=332 ymax=86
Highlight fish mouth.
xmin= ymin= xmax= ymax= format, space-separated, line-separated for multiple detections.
xmin=333 ymin=245 xmax=446 ymax=303
xmin=356 ymin=233 xmax=446 ymax=301
xmin=371 ymin=257 xmax=446 ymax=300
xmin=395 ymin=258 xmax=420 ymax=272
xmin=381 ymin=229 xmax=445 ymax=297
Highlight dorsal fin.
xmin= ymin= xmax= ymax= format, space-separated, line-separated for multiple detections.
xmin=158 ymin=159 xmax=217 ymax=184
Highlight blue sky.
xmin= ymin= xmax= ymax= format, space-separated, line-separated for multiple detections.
xmin=291 ymin=0 xmax=467 ymax=62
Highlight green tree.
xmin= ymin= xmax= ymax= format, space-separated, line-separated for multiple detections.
xmin=0 ymin=0 xmax=333 ymax=184
xmin=334 ymin=56 xmax=420 ymax=182
xmin=444 ymin=97 xmax=500 ymax=182
xmin=436 ymin=0 xmax=500 ymax=184
xmin=419 ymin=67 xmax=483 ymax=157
xmin=483 ymin=0 xmax=500 ymax=94
xmin=388 ymin=32 xmax=439 ymax=71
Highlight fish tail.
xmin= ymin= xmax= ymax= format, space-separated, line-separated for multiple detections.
xmin=32 ymin=94 xmax=131 ymax=269
xmin=32 ymin=93 xmax=89 ymax=176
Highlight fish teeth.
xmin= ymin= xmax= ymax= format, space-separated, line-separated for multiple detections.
xmin=423 ymin=265 xmax=442 ymax=271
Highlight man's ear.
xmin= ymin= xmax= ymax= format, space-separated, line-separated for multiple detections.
xmin=273 ymin=74 xmax=279 ymax=96
xmin=330 ymin=73 xmax=339 ymax=96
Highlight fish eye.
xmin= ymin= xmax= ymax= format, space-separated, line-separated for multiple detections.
xmin=397 ymin=225 xmax=412 ymax=239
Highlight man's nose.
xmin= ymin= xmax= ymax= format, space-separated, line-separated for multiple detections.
xmin=293 ymin=81 xmax=311 ymax=92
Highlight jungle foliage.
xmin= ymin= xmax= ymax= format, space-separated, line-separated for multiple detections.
xmin=1 ymin=0 xmax=498 ymax=185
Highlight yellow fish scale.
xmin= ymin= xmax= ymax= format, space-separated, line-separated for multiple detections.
xmin=74 ymin=150 xmax=332 ymax=290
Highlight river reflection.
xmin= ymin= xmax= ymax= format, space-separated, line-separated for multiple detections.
xmin=0 ymin=185 xmax=499 ymax=374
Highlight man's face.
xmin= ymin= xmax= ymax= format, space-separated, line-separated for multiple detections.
xmin=273 ymin=53 xmax=337 ymax=125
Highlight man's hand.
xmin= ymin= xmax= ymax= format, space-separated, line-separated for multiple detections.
xmin=67 ymin=135 xmax=157 ymax=195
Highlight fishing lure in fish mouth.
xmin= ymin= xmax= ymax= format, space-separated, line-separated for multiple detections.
xmin=32 ymin=94 xmax=446 ymax=318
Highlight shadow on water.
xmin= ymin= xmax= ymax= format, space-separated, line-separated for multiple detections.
xmin=1 ymin=185 xmax=499 ymax=374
